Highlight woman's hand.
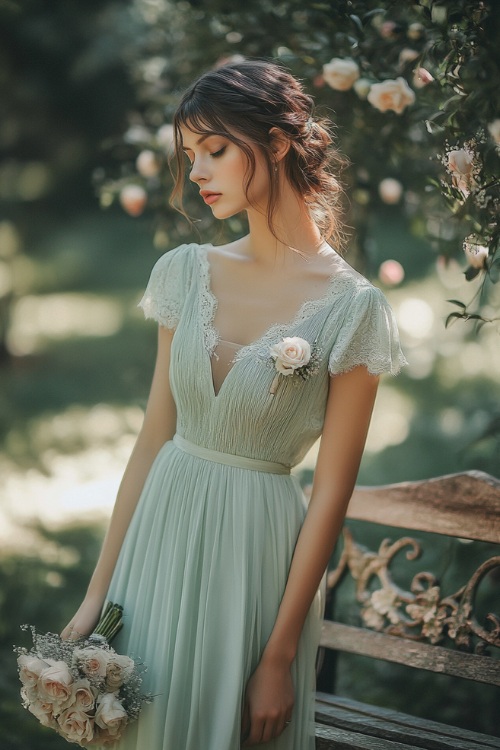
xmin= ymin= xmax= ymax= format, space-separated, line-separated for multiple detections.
xmin=60 ymin=596 xmax=104 ymax=641
xmin=241 ymin=656 xmax=294 ymax=746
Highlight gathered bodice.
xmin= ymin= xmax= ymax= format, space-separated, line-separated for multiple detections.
xmin=139 ymin=243 xmax=406 ymax=467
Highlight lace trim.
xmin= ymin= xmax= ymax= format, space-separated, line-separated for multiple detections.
xmin=138 ymin=243 xmax=192 ymax=329
xmin=197 ymin=243 xmax=357 ymax=361
xmin=197 ymin=246 xmax=220 ymax=357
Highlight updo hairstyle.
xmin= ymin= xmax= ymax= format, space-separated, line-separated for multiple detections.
xmin=171 ymin=59 xmax=347 ymax=249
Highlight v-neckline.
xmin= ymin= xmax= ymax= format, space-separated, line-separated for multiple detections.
xmin=198 ymin=243 xmax=346 ymax=400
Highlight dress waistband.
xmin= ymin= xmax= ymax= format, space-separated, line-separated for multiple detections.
xmin=172 ymin=434 xmax=291 ymax=475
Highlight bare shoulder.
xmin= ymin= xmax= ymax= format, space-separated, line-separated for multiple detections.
xmin=321 ymin=247 xmax=368 ymax=282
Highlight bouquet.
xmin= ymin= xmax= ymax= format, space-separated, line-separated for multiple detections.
xmin=14 ymin=602 xmax=152 ymax=746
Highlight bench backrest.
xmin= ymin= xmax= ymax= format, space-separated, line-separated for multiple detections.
xmin=319 ymin=470 xmax=500 ymax=687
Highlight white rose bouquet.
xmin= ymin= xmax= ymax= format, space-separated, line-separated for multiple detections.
xmin=14 ymin=602 xmax=152 ymax=747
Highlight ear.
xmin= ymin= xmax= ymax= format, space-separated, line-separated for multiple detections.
xmin=269 ymin=127 xmax=291 ymax=163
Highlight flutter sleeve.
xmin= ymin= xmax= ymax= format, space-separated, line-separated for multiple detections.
xmin=138 ymin=243 xmax=195 ymax=329
xmin=328 ymin=283 xmax=407 ymax=376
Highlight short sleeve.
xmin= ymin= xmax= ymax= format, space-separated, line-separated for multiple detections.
xmin=328 ymin=284 xmax=407 ymax=376
xmin=138 ymin=243 xmax=195 ymax=329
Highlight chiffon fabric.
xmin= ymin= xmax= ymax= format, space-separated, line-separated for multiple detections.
xmin=104 ymin=242 xmax=406 ymax=750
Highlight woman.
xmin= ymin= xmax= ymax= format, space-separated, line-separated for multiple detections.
xmin=62 ymin=60 xmax=406 ymax=749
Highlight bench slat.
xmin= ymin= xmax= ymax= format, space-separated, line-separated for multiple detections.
xmin=315 ymin=693 xmax=500 ymax=750
xmin=315 ymin=723 xmax=421 ymax=749
xmin=320 ymin=622 xmax=500 ymax=686
xmin=346 ymin=471 xmax=500 ymax=543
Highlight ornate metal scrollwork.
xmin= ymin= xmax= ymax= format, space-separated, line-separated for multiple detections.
xmin=326 ymin=527 xmax=500 ymax=654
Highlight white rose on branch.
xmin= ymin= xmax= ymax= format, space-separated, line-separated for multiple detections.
xmin=367 ymin=77 xmax=416 ymax=114
xmin=463 ymin=239 xmax=488 ymax=269
xmin=447 ymin=148 xmax=475 ymax=194
xmin=323 ymin=58 xmax=360 ymax=91
xmin=487 ymin=119 xmax=500 ymax=144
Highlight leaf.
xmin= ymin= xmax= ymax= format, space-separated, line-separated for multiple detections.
xmin=447 ymin=299 xmax=467 ymax=309
xmin=362 ymin=9 xmax=386 ymax=22
xmin=349 ymin=14 xmax=363 ymax=33
xmin=445 ymin=312 xmax=464 ymax=327
xmin=425 ymin=120 xmax=445 ymax=134
xmin=465 ymin=266 xmax=481 ymax=281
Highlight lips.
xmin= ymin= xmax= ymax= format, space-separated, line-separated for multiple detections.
xmin=200 ymin=190 xmax=222 ymax=205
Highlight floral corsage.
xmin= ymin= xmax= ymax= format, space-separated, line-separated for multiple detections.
xmin=14 ymin=603 xmax=152 ymax=747
xmin=268 ymin=336 xmax=321 ymax=395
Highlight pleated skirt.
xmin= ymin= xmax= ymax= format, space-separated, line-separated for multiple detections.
xmin=105 ymin=438 xmax=320 ymax=750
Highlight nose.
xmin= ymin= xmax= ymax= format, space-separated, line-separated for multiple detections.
xmin=189 ymin=156 xmax=208 ymax=184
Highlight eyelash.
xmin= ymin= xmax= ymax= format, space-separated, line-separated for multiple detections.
xmin=185 ymin=145 xmax=226 ymax=168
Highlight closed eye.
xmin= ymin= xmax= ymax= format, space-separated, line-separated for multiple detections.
xmin=210 ymin=147 xmax=226 ymax=158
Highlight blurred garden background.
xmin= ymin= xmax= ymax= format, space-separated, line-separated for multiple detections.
xmin=1 ymin=0 xmax=499 ymax=747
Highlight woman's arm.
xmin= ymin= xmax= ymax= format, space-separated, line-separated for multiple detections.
xmin=61 ymin=325 xmax=176 ymax=640
xmin=242 ymin=365 xmax=380 ymax=746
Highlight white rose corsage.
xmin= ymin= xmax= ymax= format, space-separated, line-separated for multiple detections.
xmin=268 ymin=336 xmax=321 ymax=396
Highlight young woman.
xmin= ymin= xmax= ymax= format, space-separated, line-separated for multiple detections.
xmin=62 ymin=60 xmax=406 ymax=749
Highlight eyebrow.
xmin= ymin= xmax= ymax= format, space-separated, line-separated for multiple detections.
xmin=181 ymin=133 xmax=220 ymax=152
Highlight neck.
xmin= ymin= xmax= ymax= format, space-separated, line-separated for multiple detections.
xmin=244 ymin=181 xmax=325 ymax=267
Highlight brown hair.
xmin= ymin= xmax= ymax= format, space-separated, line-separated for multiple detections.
xmin=170 ymin=59 xmax=347 ymax=249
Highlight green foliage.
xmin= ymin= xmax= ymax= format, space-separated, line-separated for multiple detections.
xmin=109 ymin=0 xmax=500 ymax=326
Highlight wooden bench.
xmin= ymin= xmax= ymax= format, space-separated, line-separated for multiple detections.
xmin=313 ymin=470 xmax=500 ymax=749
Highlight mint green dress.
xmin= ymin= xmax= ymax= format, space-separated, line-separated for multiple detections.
xmin=105 ymin=242 xmax=406 ymax=750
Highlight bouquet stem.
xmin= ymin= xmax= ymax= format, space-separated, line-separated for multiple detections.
xmin=91 ymin=602 xmax=124 ymax=643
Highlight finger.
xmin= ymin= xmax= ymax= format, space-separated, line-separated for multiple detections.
xmin=241 ymin=703 xmax=250 ymax=743
xmin=242 ymin=718 xmax=264 ymax=747
xmin=60 ymin=623 xmax=74 ymax=640
xmin=261 ymin=719 xmax=279 ymax=744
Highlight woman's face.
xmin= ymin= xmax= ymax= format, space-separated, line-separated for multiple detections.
xmin=180 ymin=124 xmax=271 ymax=220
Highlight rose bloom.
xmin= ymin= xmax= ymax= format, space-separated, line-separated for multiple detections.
xmin=379 ymin=260 xmax=405 ymax=286
xmin=57 ymin=706 xmax=95 ymax=744
xmin=487 ymin=119 xmax=500 ymax=144
xmin=322 ymin=58 xmax=360 ymax=91
xmin=105 ymin=654 xmax=135 ymax=692
xmin=413 ymin=67 xmax=434 ymax=88
xmin=398 ymin=48 xmax=419 ymax=67
xmin=353 ymin=78 xmax=372 ymax=100
xmin=464 ymin=241 xmax=488 ymax=269
xmin=447 ymin=148 xmax=474 ymax=193
xmin=157 ymin=123 xmax=175 ymax=151
xmin=73 ymin=646 xmax=109 ymax=680
xmin=18 ymin=654 xmax=52 ymax=689
xmin=407 ymin=22 xmax=424 ymax=40
xmin=378 ymin=177 xmax=403 ymax=204
xmin=270 ymin=337 xmax=311 ymax=376
xmin=119 ymin=184 xmax=147 ymax=217
xmin=136 ymin=150 xmax=160 ymax=178
xmin=28 ymin=698 xmax=59 ymax=729
xmin=95 ymin=692 xmax=128 ymax=736
xmin=367 ymin=77 xmax=416 ymax=114
xmin=61 ymin=678 xmax=97 ymax=713
xmin=37 ymin=661 xmax=74 ymax=707
xmin=379 ymin=20 xmax=397 ymax=38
